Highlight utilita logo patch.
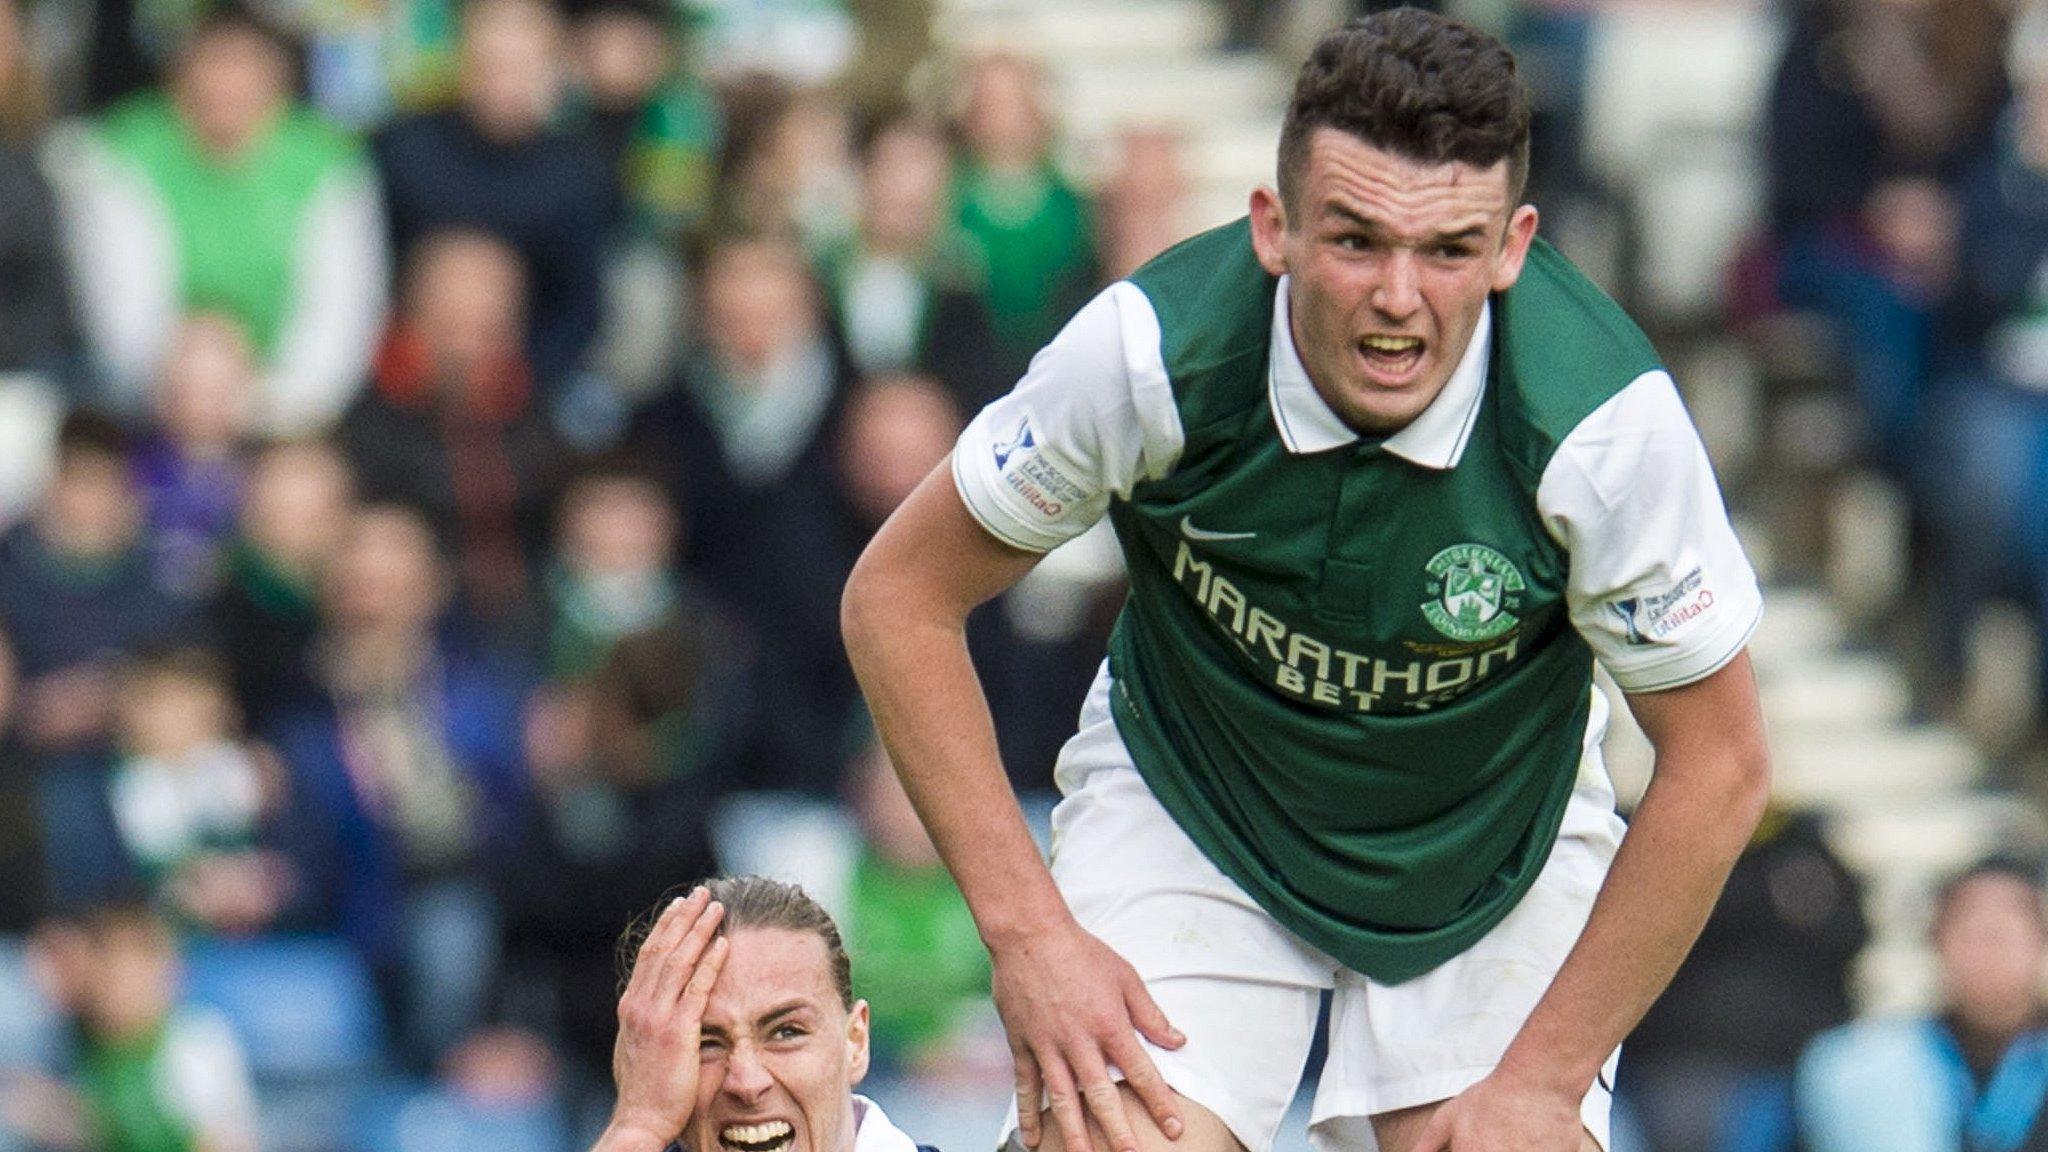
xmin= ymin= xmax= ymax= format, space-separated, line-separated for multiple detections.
xmin=1608 ymin=566 xmax=1714 ymax=646
xmin=992 ymin=417 xmax=1084 ymax=520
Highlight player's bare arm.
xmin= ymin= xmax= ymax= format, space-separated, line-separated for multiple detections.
xmin=842 ymin=466 xmax=1190 ymax=1152
xmin=1404 ymin=652 xmax=1771 ymax=1152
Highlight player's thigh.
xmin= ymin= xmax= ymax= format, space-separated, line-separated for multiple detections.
xmin=1032 ymin=749 xmax=1332 ymax=1152
xmin=997 ymin=970 xmax=1320 ymax=1152
xmin=1308 ymin=813 xmax=1622 ymax=1151
xmin=1026 ymin=1083 xmax=1246 ymax=1152
xmin=1366 ymin=1100 xmax=1602 ymax=1152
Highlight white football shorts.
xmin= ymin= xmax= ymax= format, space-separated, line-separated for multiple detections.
xmin=1001 ymin=663 xmax=1627 ymax=1152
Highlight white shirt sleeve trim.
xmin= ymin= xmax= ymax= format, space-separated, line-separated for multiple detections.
xmin=952 ymin=445 xmax=1046 ymax=552
xmin=1540 ymin=369 xmax=1764 ymax=694
xmin=1616 ymin=606 xmax=1761 ymax=693
xmin=952 ymin=282 xmax=1182 ymax=553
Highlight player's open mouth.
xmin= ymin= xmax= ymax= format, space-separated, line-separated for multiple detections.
xmin=721 ymin=1121 xmax=795 ymax=1152
xmin=1357 ymin=335 xmax=1425 ymax=381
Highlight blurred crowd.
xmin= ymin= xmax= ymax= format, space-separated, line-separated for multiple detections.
xmin=0 ymin=0 xmax=1158 ymax=1146
xmin=1741 ymin=0 xmax=2048 ymax=730
xmin=1 ymin=0 xmax=2047 ymax=1150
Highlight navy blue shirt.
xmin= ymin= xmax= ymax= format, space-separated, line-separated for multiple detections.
xmin=373 ymin=110 xmax=616 ymax=391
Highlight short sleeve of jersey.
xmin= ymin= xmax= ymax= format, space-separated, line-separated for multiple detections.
xmin=952 ymin=281 xmax=1184 ymax=552
xmin=1539 ymin=370 xmax=1763 ymax=692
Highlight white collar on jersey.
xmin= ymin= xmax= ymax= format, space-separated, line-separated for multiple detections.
xmin=1265 ymin=273 xmax=1492 ymax=469
xmin=851 ymin=1095 xmax=919 ymax=1152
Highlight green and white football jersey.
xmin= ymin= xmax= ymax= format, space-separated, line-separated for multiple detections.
xmin=953 ymin=219 xmax=1761 ymax=983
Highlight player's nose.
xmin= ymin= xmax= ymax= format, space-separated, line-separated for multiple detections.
xmin=1369 ymin=251 xmax=1423 ymax=320
xmin=719 ymin=1045 xmax=776 ymax=1102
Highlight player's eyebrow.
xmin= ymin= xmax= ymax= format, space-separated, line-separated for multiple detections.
xmin=1319 ymin=203 xmax=1387 ymax=233
xmin=1427 ymin=226 xmax=1490 ymax=247
xmin=754 ymin=1000 xmax=813 ymax=1030
xmin=1318 ymin=204 xmax=1490 ymax=246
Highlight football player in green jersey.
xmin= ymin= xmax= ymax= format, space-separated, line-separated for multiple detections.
xmin=843 ymin=11 xmax=1769 ymax=1152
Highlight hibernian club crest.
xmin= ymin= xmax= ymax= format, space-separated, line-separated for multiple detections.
xmin=1421 ymin=543 xmax=1526 ymax=642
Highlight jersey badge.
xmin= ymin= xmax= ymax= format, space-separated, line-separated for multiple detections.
xmin=1421 ymin=543 xmax=1526 ymax=642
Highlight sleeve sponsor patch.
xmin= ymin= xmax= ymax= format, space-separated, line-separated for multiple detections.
xmin=1606 ymin=566 xmax=1715 ymax=646
xmin=992 ymin=416 xmax=1087 ymax=521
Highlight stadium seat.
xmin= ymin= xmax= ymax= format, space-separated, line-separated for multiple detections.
xmin=1579 ymin=3 xmax=1784 ymax=324
xmin=0 ymin=936 xmax=64 ymax=1073
xmin=182 ymin=936 xmax=395 ymax=1152
xmin=939 ymin=0 xmax=1223 ymax=63
xmin=181 ymin=936 xmax=389 ymax=1082
xmin=713 ymin=793 xmax=863 ymax=924
xmin=1760 ymin=653 xmax=1914 ymax=733
xmin=352 ymin=1083 xmax=568 ymax=1152
xmin=1771 ymin=728 xmax=1986 ymax=809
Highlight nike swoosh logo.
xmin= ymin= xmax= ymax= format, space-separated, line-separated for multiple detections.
xmin=1180 ymin=515 xmax=1256 ymax=542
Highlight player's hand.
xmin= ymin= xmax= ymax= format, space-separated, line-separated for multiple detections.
xmin=989 ymin=916 xmax=1186 ymax=1152
xmin=1409 ymin=1067 xmax=1585 ymax=1152
xmin=601 ymin=888 xmax=730 ymax=1152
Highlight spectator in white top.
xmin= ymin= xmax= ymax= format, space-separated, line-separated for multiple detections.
xmin=48 ymin=5 xmax=388 ymax=436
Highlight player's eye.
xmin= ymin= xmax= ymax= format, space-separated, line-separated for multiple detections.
xmin=771 ymin=1024 xmax=808 ymax=1041
xmin=1334 ymin=233 xmax=1370 ymax=252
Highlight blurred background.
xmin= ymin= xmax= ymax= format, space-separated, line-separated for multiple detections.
xmin=0 ymin=0 xmax=2046 ymax=1149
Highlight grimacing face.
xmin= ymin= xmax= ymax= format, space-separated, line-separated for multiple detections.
xmin=684 ymin=928 xmax=870 ymax=1152
xmin=1250 ymin=128 xmax=1538 ymax=436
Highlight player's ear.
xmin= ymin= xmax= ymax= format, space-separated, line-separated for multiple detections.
xmin=1490 ymin=204 xmax=1540 ymax=293
xmin=845 ymin=999 xmax=871 ymax=1086
xmin=1249 ymin=186 xmax=1290 ymax=277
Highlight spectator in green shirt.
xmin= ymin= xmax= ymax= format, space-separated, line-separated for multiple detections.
xmin=950 ymin=52 xmax=1098 ymax=385
xmin=843 ymin=739 xmax=995 ymax=1075
xmin=15 ymin=904 xmax=259 ymax=1152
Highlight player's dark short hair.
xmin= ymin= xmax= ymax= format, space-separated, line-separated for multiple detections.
xmin=1277 ymin=8 xmax=1532 ymax=210
xmin=619 ymin=876 xmax=855 ymax=1009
